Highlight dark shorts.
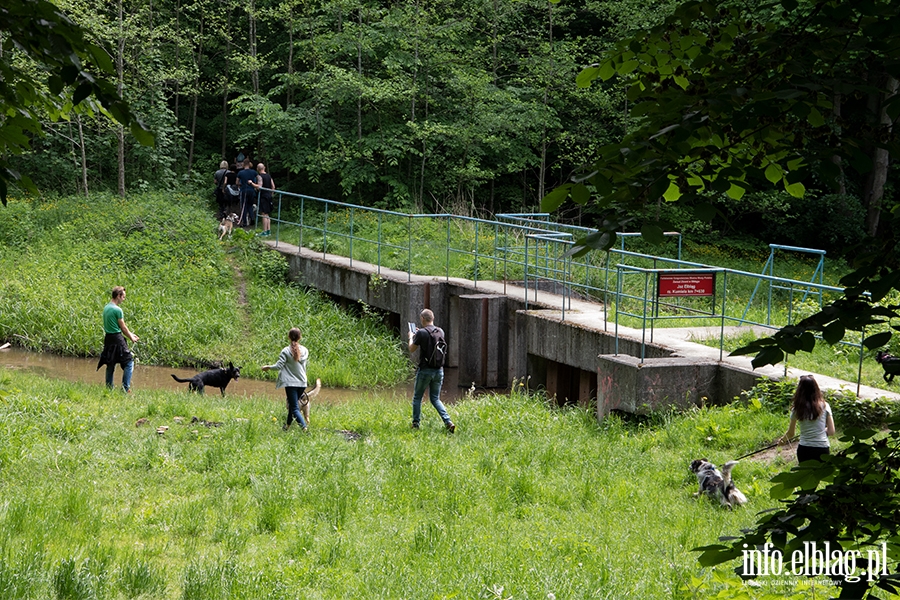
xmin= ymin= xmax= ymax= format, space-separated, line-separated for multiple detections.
xmin=797 ymin=444 xmax=829 ymax=463
xmin=258 ymin=195 xmax=272 ymax=215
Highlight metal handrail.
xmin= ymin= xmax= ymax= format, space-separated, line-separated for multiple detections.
xmin=265 ymin=190 xmax=856 ymax=374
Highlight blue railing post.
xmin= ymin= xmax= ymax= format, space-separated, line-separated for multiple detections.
xmin=524 ymin=234 xmax=530 ymax=310
xmin=720 ymin=270 xmax=728 ymax=361
xmin=377 ymin=212 xmax=383 ymax=274
xmin=641 ymin=271 xmax=650 ymax=361
xmin=407 ymin=214 xmax=413 ymax=282
xmin=474 ymin=220 xmax=479 ymax=287
xmin=323 ymin=201 xmax=329 ymax=258
xmin=299 ymin=196 xmax=305 ymax=248
xmin=446 ymin=216 xmax=451 ymax=282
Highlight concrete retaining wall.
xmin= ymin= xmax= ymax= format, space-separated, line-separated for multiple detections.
xmin=596 ymin=354 xmax=765 ymax=419
xmin=274 ymin=242 xmax=767 ymax=418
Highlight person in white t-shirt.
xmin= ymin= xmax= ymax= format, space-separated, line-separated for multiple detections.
xmin=780 ymin=375 xmax=835 ymax=463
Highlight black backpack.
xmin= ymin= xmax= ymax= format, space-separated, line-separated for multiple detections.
xmin=424 ymin=326 xmax=447 ymax=368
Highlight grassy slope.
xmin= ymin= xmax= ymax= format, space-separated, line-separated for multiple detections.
xmin=0 ymin=370 xmax=796 ymax=599
xmin=0 ymin=193 xmax=409 ymax=387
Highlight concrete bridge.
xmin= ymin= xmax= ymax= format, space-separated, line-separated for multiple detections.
xmin=267 ymin=241 xmax=899 ymax=419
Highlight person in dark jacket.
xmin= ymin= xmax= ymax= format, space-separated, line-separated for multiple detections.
xmin=251 ymin=162 xmax=275 ymax=236
xmin=236 ymin=159 xmax=258 ymax=227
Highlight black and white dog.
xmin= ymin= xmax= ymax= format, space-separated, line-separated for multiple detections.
xmin=171 ymin=363 xmax=240 ymax=396
xmin=875 ymin=351 xmax=900 ymax=383
xmin=690 ymin=458 xmax=748 ymax=509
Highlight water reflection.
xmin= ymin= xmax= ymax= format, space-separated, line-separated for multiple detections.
xmin=0 ymin=347 xmax=467 ymax=404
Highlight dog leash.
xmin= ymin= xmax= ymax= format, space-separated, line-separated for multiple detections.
xmin=734 ymin=436 xmax=797 ymax=461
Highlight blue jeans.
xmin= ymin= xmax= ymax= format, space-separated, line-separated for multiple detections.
xmin=412 ymin=367 xmax=451 ymax=425
xmin=106 ymin=358 xmax=134 ymax=392
xmin=285 ymin=387 xmax=308 ymax=429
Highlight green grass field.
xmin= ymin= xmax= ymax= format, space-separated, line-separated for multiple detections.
xmin=1 ymin=193 xmax=893 ymax=599
xmin=0 ymin=369 xmax=804 ymax=599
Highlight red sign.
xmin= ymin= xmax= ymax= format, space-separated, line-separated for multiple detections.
xmin=658 ymin=272 xmax=715 ymax=297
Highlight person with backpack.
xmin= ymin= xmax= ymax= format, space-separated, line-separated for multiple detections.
xmin=408 ymin=308 xmax=455 ymax=432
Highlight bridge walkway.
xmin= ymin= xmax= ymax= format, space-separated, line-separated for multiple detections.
xmin=268 ymin=240 xmax=900 ymax=402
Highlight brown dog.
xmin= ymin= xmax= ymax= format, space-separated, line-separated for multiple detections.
xmin=217 ymin=213 xmax=239 ymax=240
xmin=297 ymin=378 xmax=322 ymax=424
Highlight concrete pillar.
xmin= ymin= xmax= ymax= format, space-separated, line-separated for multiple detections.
xmin=597 ymin=354 xmax=719 ymax=419
xmin=456 ymin=294 xmax=507 ymax=388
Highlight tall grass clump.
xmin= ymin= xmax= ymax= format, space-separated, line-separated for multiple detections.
xmin=0 ymin=193 xmax=409 ymax=387
xmin=0 ymin=368 xmax=821 ymax=598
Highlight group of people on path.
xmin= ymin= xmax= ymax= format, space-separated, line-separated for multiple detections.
xmin=214 ymin=158 xmax=275 ymax=235
xmin=96 ymin=288 xmax=456 ymax=433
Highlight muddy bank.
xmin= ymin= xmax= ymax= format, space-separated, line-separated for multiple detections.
xmin=0 ymin=347 xmax=469 ymax=404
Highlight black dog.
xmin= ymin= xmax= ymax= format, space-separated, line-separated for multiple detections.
xmin=171 ymin=363 xmax=240 ymax=395
xmin=876 ymin=351 xmax=900 ymax=383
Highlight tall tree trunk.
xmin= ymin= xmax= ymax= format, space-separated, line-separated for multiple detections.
xmin=864 ymin=75 xmax=899 ymax=237
xmin=221 ymin=82 xmax=228 ymax=159
xmin=116 ymin=0 xmax=126 ymax=197
xmin=408 ymin=0 xmax=420 ymax=205
xmin=537 ymin=2 xmax=554 ymax=203
xmin=174 ymin=0 xmax=181 ymax=128
xmin=76 ymin=114 xmax=88 ymax=197
xmin=220 ymin=1 xmax=231 ymax=159
xmin=286 ymin=5 xmax=294 ymax=106
xmin=357 ymin=8 xmax=363 ymax=143
xmin=188 ymin=93 xmax=198 ymax=172
xmin=249 ymin=0 xmax=259 ymax=96
xmin=419 ymin=75 xmax=428 ymax=213
xmin=248 ymin=0 xmax=260 ymax=156
xmin=831 ymin=92 xmax=846 ymax=196
xmin=187 ymin=19 xmax=204 ymax=173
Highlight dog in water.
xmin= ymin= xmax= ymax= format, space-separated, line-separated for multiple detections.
xmin=171 ymin=363 xmax=240 ymax=396
xmin=690 ymin=458 xmax=748 ymax=509
xmin=217 ymin=213 xmax=239 ymax=240
xmin=876 ymin=351 xmax=900 ymax=383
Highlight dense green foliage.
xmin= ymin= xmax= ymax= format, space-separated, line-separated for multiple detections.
xmin=737 ymin=378 xmax=900 ymax=430
xmin=0 ymin=369 xmax=797 ymax=598
xmin=547 ymin=0 xmax=900 ymax=248
xmin=3 ymin=0 xmax=885 ymax=262
xmin=3 ymin=0 xmax=674 ymax=213
xmin=0 ymin=193 xmax=409 ymax=386
xmin=0 ymin=0 xmax=152 ymax=203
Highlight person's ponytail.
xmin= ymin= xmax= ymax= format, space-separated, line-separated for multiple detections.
xmin=288 ymin=327 xmax=302 ymax=361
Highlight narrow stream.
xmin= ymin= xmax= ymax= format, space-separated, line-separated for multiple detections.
xmin=0 ymin=347 xmax=467 ymax=404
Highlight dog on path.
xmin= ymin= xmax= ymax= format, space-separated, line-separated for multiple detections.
xmin=217 ymin=213 xmax=239 ymax=240
xmin=171 ymin=363 xmax=240 ymax=396
xmin=876 ymin=351 xmax=900 ymax=383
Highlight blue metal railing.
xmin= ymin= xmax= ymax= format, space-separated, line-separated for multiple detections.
xmin=264 ymin=190 xmax=863 ymax=382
